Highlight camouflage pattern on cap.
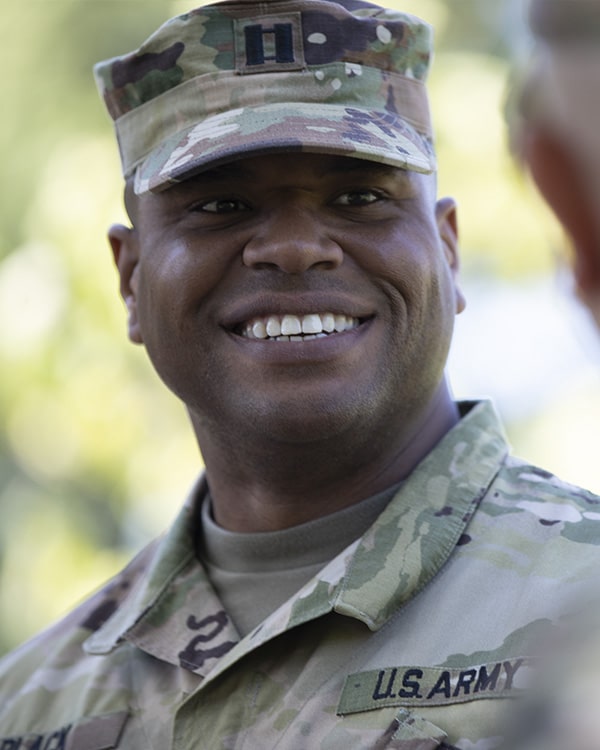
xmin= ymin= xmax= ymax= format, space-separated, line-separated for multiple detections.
xmin=94 ymin=0 xmax=435 ymax=194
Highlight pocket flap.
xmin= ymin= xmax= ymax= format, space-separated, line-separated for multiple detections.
xmin=67 ymin=711 xmax=129 ymax=750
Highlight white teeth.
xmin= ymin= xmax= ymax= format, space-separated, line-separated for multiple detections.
xmin=302 ymin=314 xmax=322 ymax=334
xmin=252 ymin=320 xmax=267 ymax=339
xmin=240 ymin=313 xmax=360 ymax=340
xmin=266 ymin=318 xmax=282 ymax=337
xmin=334 ymin=314 xmax=349 ymax=333
xmin=321 ymin=313 xmax=335 ymax=332
xmin=281 ymin=315 xmax=302 ymax=336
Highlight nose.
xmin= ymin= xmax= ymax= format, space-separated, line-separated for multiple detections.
xmin=242 ymin=203 xmax=344 ymax=274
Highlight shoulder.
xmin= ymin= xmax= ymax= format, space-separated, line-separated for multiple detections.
xmin=0 ymin=537 xmax=160 ymax=717
xmin=495 ymin=455 xmax=600 ymax=515
xmin=478 ymin=455 xmax=600 ymax=555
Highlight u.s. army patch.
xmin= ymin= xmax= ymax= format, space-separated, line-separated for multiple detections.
xmin=337 ymin=658 xmax=532 ymax=714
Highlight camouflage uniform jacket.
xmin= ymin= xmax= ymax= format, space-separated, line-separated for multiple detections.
xmin=1 ymin=399 xmax=599 ymax=750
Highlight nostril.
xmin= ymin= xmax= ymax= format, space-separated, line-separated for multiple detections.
xmin=242 ymin=240 xmax=344 ymax=273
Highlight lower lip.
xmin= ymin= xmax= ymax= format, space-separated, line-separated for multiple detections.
xmin=228 ymin=320 xmax=372 ymax=364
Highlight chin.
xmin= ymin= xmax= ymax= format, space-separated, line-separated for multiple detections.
xmin=236 ymin=392 xmax=372 ymax=446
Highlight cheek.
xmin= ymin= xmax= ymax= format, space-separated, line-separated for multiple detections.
xmin=359 ymin=230 xmax=445 ymax=307
xmin=136 ymin=259 xmax=178 ymax=334
xmin=137 ymin=239 xmax=228 ymax=328
xmin=383 ymin=248 xmax=458 ymax=351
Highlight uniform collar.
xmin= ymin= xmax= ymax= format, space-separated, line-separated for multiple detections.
xmin=331 ymin=398 xmax=508 ymax=629
xmin=83 ymin=400 xmax=509 ymax=678
xmin=83 ymin=477 xmax=214 ymax=657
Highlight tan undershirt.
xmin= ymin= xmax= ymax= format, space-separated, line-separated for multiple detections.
xmin=198 ymin=486 xmax=400 ymax=637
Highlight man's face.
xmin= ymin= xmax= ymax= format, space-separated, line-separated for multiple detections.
xmin=114 ymin=152 xmax=464 ymax=450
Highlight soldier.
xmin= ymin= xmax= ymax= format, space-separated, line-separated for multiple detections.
xmin=1 ymin=1 xmax=600 ymax=748
xmin=513 ymin=0 xmax=600 ymax=329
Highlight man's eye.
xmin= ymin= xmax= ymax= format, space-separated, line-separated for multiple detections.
xmin=333 ymin=189 xmax=384 ymax=207
xmin=192 ymin=198 xmax=251 ymax=214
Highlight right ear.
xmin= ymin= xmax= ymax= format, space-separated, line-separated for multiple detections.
xmin=108 ymin=223 xmax=143 ymax=344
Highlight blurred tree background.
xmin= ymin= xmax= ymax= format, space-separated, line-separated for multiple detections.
xmin=1 ymin=0 xmax=599 ymax=655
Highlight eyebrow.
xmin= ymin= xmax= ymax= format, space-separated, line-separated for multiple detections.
xmin=318 ymin=160 xmax=415 ymax=189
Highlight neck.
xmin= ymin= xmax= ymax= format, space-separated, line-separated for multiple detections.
xmin=192 ymin=380 xmax=460 ymax=533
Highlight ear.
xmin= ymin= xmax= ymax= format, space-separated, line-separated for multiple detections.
xmin=108 ymin=223 xmax=143 ymax=344
xmin=523 ymin=127 xmax=600 ymax=299
xmin=436 ymin=196 xmax=466 ymax=315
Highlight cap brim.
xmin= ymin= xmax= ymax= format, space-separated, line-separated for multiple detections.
xmin=133 ymin=103 xmax=435 ymax=195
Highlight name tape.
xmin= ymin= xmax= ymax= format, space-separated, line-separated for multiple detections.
xmin=338 ymin=658 xmax=532 ymax=714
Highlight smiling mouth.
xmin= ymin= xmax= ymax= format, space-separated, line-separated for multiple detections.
xmin=238 ymin=313 xmax=361 ymax=341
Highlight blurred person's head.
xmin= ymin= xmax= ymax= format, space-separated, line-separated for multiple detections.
xmin=513 ymin=0 xmax=600 ymax=329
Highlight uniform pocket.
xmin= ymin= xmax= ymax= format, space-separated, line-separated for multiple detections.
xmin=372 ymin=707 xmax=448 ymax=749
xmin=66 ymin=711 xmax=129 ymax=750
xmin=0 ymin=712 xmax=129 ymax=750
xmin=304 ymin=706 xmax=449 ymax=749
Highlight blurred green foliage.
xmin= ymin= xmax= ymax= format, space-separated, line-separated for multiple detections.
xmin=0 ymin=1 xmax=597 ymax=655
xmin=0 ymin=1 xmax=202 ymax=653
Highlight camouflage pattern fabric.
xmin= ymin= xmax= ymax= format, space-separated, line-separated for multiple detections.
xmin=500 ymin=603 xmax=600 ymax=750
xmin=1 ymin=400 xmax=600 ymax=748
xmin=93 ymin=0 xmax=436 ymax=195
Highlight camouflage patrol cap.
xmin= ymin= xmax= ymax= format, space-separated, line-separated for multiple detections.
xmin=94 ymin=0 xmax=436 ymax=195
